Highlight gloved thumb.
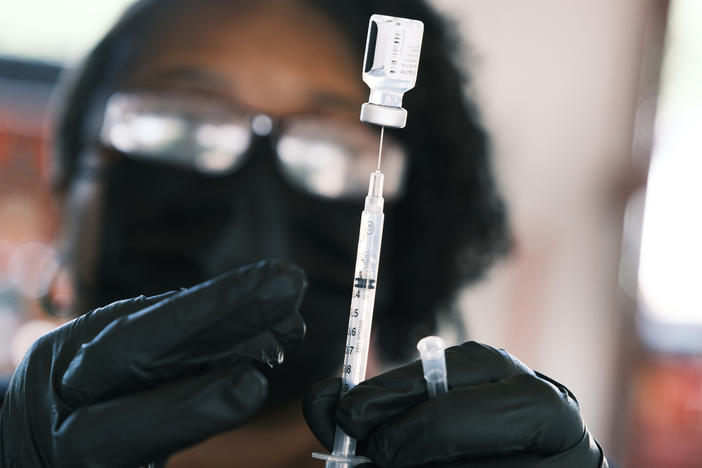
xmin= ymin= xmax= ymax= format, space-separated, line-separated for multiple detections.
xmin=303 ymin=377 xmax=341 ymax=451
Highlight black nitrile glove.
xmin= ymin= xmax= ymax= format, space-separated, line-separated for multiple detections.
xmin=0 ymin=259 xmax=306 ymax=468
xmin=304 ymin=341 xmax=608 ymax=468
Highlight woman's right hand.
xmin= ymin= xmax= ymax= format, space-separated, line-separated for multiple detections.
xmin=0 ymin=259 xmax=306 ymax=468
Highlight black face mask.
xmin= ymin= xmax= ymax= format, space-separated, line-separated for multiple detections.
xmin=85 ymin=137 xmax=398 ymax=402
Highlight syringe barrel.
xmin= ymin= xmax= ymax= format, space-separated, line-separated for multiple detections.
xmin=339 ymin=206 xmax=384 ymax=395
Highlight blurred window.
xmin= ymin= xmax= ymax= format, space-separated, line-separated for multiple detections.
xmin=0 ymin=0 xmax=137 ymax=64
xmin=638 ymin=0 xmax=702 ymax=327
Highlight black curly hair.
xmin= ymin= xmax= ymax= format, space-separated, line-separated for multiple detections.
xmin=51 ymin=0 xmax=510 ymax=361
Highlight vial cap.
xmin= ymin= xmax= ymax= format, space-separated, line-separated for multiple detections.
xmin=360 ymin=103 xmax=407 ymax=128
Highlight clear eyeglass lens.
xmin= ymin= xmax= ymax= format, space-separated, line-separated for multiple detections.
xmin=276 ymin=119 xmax=407 ymax=200
xmin=101 ymin=92 xmax=251 ymax=174
xmin=193 ymin=122 xmax=251 ymax=173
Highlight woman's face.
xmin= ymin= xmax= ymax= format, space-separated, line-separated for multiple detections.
xmin=66 ymin=0 xmax=397 ymax=406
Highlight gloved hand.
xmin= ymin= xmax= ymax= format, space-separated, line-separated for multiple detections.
xmin=304 ymin=341 xmax=608 ymax=467
xmin=0 ymin=259 xmax=306 ymax=468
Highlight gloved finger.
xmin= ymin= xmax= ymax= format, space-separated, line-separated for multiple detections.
xmin=76 ymin=290 xmax=181 ymax=340
xmin=364 ymin=432 xmax=605 ymax=468
xmin=361 ymin=373 xmax=585 ymax=467
xmin=61 ymin=259 xmax=306 ymax=406
xmin=336 ymin=342 xmax=532 ymax=440
xmin=55 ymin=364 xmax=268 ymax=467
xmin=303 ymin=377 xmax=341 ymax=450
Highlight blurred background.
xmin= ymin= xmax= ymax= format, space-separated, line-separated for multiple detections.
xmin=0 ymin=0 xmax=700 ymax=466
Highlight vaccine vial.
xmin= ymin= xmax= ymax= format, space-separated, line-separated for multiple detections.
xmin=360 ymin=14 xmax=424 ymax=128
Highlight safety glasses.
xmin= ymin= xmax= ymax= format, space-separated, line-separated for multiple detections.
xmin=99 ymin=91 xmax=408 ymax=200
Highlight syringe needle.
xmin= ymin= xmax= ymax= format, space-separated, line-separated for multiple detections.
xmin=377 ymin=126 xmax=385 ymax=171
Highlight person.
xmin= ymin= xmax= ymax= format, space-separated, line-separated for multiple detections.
xmin=0 ymin=0 xmax=608 ymax=466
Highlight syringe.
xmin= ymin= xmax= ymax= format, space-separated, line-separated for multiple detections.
xmin=312 ymin=128 xmax=385 ymax=468
xmin=312 ymin=14 xmax=423 ymax=468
